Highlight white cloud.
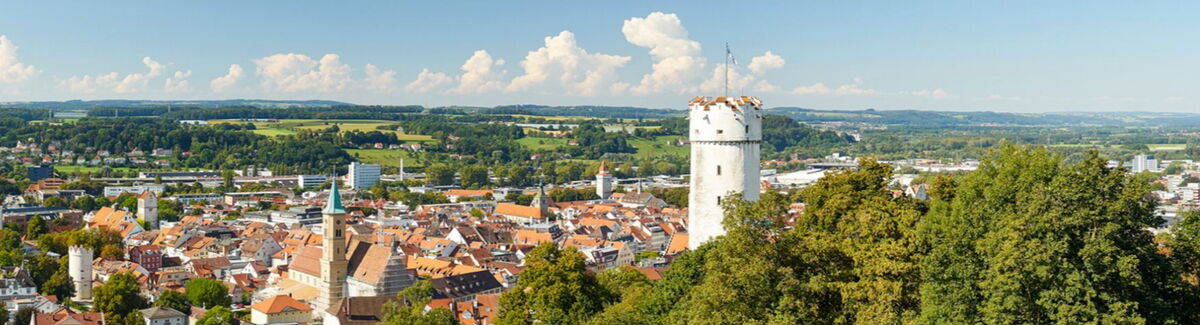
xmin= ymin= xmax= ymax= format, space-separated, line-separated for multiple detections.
xmin=59 ymin=57 xmax=165 ymax=94
xmin=406 ymin=68 xmax=453 ymax=93
xmin=698 ymin=63 xmax=756 ymax=94
xmin=0 ymin=35 xmax=39 ymax=83
xmin=113 ymin=57 xmax=166 ymax=93
xmin=747 ymin=51 xmax=785 ymax=75
xmin=835 ymin=78 xmax=879 ymax=96
xmin=364 ymin=64 xmax=397 ymax=92
xmin=792 ymin=82 xmax=831 ymax=95
xmin=454 ymin=50 xmax=505 ymax=94
xmin=210 ymin=64 xmax=244 ymax=93
xmin=753 ymin=80 xmax=778 ymax=93
xmin=507 ymin=30 xmax=631 ymax=96
xmin=164 ymin=70 xmax=192 ymax=93
xmin=622 ymin=12 xmax=705 ymax=95
xmin=253 ymin=53 xmax=351 ymax=92
xmin=59 ymin=73 xmax=118 ymax=93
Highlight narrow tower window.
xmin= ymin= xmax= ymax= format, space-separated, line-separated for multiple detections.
xmin=745 ymin=125 xmax=750 ymax=133
xmin=717 ymin=165 xmax=722 ymax=175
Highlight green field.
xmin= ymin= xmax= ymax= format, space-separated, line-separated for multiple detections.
xmin=211 ymin=119 xmax=435 ymax=142
xmin=629 ymin=136 xmax=688 ymax=158
xmin=517 ymin=137 xmax=569 ymax=150
xmin=347 ymin=149 xmax=425 ymax=168
xmin=1148 ymin=144 xmax=1187 ymax=151
xmin=54 ymin=165 xmax=137 ymax=173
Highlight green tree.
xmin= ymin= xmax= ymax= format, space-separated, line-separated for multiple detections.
xmin=425 ymin=163 xmax=455 ymax=186
xmin=153 ymin=290 xmax=191 ymax=315
xmin=42 ymin=196 xmax=68 ymax=208
xmin=379 ymin=280 xmax=458 ymax=325
xmin=42 ymin=258 xmax=74 ymax=299
xmin=14 ymin=308 xmax=32 ymax=325
xmin=185 ymin=278 xmax=231 ymax=309
xmin=93 ymin=272 xmax=148 ymax=318
xmin=0 ymin=301 xmax=8 ymax=325
xmin=498 ymin=243 xmax=614 ymax=325
xmin=194 ymin=306 xmax=237 ymax=325
xmin=25 ymin=215 xmax=48 ymax=239
xmin=461 ymin=165 xmax=490 ymax=188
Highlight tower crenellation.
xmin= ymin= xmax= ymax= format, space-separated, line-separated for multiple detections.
xmin=688 ymin=96 xmax=763 ymax=249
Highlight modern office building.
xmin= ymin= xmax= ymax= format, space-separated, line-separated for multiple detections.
xmin=347 ymin=162 xmax=381 ymax=189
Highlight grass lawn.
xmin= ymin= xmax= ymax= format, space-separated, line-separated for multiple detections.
xmin=54 ymin=165 xmax=137 ymax=173
xmin=517 ymin=137 xmax=569 ymax=150
xmin=630 ymin=136 xmax=688 ymax=159
xmin=1148 ymin=144 xmax=1187 ymax=151
xmin=210 ymin=119 xmax=436 ymax=143
xmin=347 ymin=149 xmax=425 ymax=168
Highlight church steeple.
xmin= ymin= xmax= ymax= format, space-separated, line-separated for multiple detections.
xmin=315 ymin=179 xmax=348 ymax=316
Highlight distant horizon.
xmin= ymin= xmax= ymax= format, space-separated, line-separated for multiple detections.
xmin=2 ymin=2 xmax=1198 ymax=112
xmin=5 ymin=98 xmax=1200 ymax=116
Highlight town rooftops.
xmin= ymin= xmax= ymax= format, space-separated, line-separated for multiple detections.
xmin=251 ymin=294 xmax=313 ymax=314
xmin=140 ymin=306 xmax=187 ymax=319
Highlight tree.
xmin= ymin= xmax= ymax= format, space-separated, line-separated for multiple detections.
xmin=93 ymin=272 xmax=148 ymax=318
xmin=185 ymin=278 xmax=231 ymax=309
xmin=42 ymin=259 xmax=74 ymax=299
xmin=153 ymin=290 xmax=190 ymax=315
xmin=0 ymin=301 xmax=8 ymax=325
xmin=194 ymin=306 xmax=237 ymax=325
xmin=498 ymin=243 xmax=614 ymax=325
xmin=13 ymin=308 xmax=32 ymax=325
xmin=100 ymin=244 xmax=124 ymax=260
xmin=379 ymin=280 xmax=458 ymax=325
xmin=42 ymin=196 xmax=68 ymax=208
xmin=461 ymin=165 xmax=490 ymax=188
xmin=25 ymin=215 xmax=48 ymax=239
xmin=425 ymin=163 xmax=455 ymax=186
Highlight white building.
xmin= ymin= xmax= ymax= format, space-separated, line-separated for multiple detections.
xmin=297 ymin=174 xmax=328 ymax=188
xmin=687 ymin=96 xmax=763 ymax=249
xmin=140 ymin=307 xmax=187 ymax=325
xmin=347 ymin=162 xmax=381 ymax=189
xmin=102 ymin=184 xmax=165 ymax=198
xmin=1131 ymin=154 xmax=1159 ymax=173
xmin=138 ymin=191 xmax=158 ymax=229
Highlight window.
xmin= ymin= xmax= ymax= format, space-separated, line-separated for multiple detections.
xmin=717 ymin=195 xmax=722 ymax=203
xmin=716 ymin=129 xmax=724 ymax=134
xmin=745 ymin=125 xmax=750 ymax=133
xmin=717 ymin=165 xmax=721 ymax=175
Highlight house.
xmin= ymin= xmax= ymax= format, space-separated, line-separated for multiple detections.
xmin=140 ymin=306 xmax=187 ymax=325
xmin=444 ymin=189 xmax=494 ymax=203
xmin=326 ymin=296 xmax=395 ymax=325
xmin=250 ymin=295 xmax=313 ymax=325
xmin=129 ymin=245 xmax=164 ymax=272
xmin=0 ymin=267 xmax=37 ymax=300
xmin=615 ymin=192 xmax=668 ymax=209
xmin=32 ymin=309 xmax=105 ymax=325
xmin=493 ymin=203 xmax=546 ymax=225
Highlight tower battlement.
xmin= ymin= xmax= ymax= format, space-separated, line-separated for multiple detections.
xmin=687 ymin=95 xmax=763 ymax=249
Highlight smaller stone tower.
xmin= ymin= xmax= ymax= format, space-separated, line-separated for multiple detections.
xmin=138 ymin=190 xmax=158 ymax=229
xmin=595 ymin=161 xmax=613 ymax=199
xmin=68 ymin=245 xmax=94 ymax=300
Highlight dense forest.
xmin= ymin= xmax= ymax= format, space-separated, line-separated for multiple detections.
xmin=397 ymin=146 xmax=1200 ymax=325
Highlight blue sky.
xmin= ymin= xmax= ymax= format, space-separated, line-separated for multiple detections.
xmin=0 ymin=1 xmax=1196 ymax=112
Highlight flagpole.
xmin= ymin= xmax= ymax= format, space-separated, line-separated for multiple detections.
xmin=724 ymin=42 xmax=729 ymax=98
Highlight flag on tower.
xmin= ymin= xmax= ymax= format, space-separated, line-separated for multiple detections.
xmin=726 ymin=44 xmax=738 ymax=66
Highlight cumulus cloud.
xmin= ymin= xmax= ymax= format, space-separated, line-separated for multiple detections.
xmin=747 ymin=51 xmax=785 ymax=75
xmin=698 ymin=63 xmax=756 ymax=94
xmin=253 ymin=53 xmax=351 ymax=92
xmin=0 ymin=35 xmax=39 ymax=83
xmin=406 ymin=68 xmax=453 ymax=93
xmin=59 ymin=57 xmax=165 ymax=94
xmin=507 ymin=30 xmax=631 ymax=96
xmin=364 ymin=64 xmax=397 ymax=92
xmin=792 ymin=82 xmax=832 ymax=95
xmin=835 ymin=78 xmax=880 ymax=96
xmin=164 ymin=70 xmax=192 ymax=93
xmin=453 ymin=50 xmax=505 ymax=94
xmin=622 ymin=12 xmax=705 ymax=95
xmin=114 ymin=57 xmax=166 ymax=93
xmin=210 ymin=64 xmax=244 ymax=93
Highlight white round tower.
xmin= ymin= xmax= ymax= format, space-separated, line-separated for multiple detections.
xmin=68 ymin=245 xmax=94 ymax=300
xmin=595 ymin=161 xmax=614 ymax=200
xmin=687 ymin=96 xmax=763 ymax=249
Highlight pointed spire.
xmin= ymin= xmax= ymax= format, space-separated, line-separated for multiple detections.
xmin=323 ymin=178 xmax=346 ymax=214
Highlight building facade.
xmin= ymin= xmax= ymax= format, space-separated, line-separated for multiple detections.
xmin=687 ymin=96 xmax=763 ymax=249
xmin=347 ymin=162 xmax=381 ymax=189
